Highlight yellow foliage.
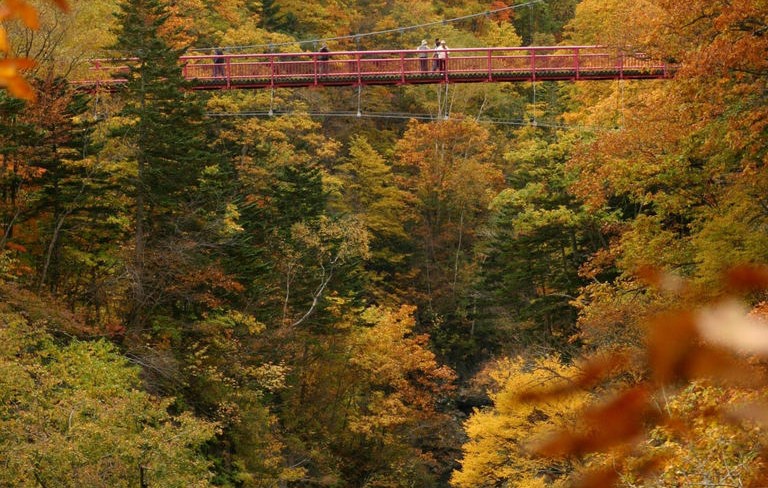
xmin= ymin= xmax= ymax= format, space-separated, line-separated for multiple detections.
xmin=349 ymin=305 xmax=456 ymax=439
xmin=452 ymin=357 xmax=589 ymax=488
xmin=564 ymin=0 xmax=666 ymax=48
xmin=218 ymin=21 xmax=296 ymax=51
xmin=0 ymin=311 xmax=217 ymax=486
xmin=481 ymin=20 xmax=522 ymax=48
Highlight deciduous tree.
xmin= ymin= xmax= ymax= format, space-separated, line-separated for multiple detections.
xmin=0 ymin=308 xmax=216 ymax=487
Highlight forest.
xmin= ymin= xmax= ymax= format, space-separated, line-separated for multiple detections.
xmin=1 ymin=0 xmax=768 ymax=486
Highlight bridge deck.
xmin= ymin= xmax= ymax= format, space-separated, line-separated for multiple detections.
xmin=77 ymin=46 xmax=674 ymax=90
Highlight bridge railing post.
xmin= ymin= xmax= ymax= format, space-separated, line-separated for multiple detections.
xmin=531 ymin=48 xmax=536 ymax=82
xmin=618 ymin=49 xmax=624 ymax=80
xmin=444 ymin=50 xmax=449 ymax=83
xmin=487 ymin=48 xmax=492 ymax=81
xmin=313 ymin=53 xmax=318 ymax=86
xmin=356 ymin=52 xmax=361 ymax=86
xmin=269 ymin=55 xmax=275 ymax=88
xmin=400 ymin=51 xmax=405 ymax=84
xmin=574 ymin=47 xmax=580 ymax=80
xmin=226 ymin=57 xmax=231 ymax=88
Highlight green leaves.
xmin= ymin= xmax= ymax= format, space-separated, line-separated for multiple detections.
xmin=0 ymin=311 xmax=216 ymax=487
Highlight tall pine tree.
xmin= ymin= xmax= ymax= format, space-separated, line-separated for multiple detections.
xmin=111 ymin=0 xmax=233 ymax=332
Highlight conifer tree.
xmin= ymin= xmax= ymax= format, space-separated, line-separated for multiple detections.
xmin=268 ymin=163 xmax=326 ymax=231
xmin=257 ymin=0 xmax=297 ymax=33
xmin=24 ymin=79 xmax=104 ymax=294
xmin=111 ymin=0 xmax=230 ymax=330
xmin=474 ymin=129 xmax=604 ymax=355
xmin=0 ymin=93 xmax=36 ymax=244
xmin=336 ymin=135 xmax=410 ymax=300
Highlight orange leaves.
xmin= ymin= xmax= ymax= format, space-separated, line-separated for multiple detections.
xmin=725 ymin=264 xmax=768 ymax=292
xmin=0 ymin=55 xmax=35 ymax=101
xmin=48 ymin=0 xmax=69 ymax=12
xmin=580 ymin=386 xmax=651 ymax=445
xmin=0 ymin=0 xmax=69 ymax=23
xmin=660 ymin=0 xmax=768 ymax=79
xmin=1 ymin=0 xmax=40 ymax=29
xmin=570 ymin=454 xmax=670 ymax=488
xmin=0 ymin=0 xmax=68 ymax=102
xmin=489 ymin=1 xmax=512 ymax=23
xmin=646 ymin=309 xmax=702 ymax=385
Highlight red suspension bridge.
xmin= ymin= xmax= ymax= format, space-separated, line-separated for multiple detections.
xmin=77 ymin=45 xmax=675 ymax=91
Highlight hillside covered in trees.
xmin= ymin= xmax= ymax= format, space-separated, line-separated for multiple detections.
xmin=2 ymin=0 xmax=768 ymax=486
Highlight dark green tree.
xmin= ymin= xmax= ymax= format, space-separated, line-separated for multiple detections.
xmin=256 ymin=0 xmax=297 ymax=34
xmin=512 ymin=0 xmax=579 ymax=45
xmin=474 ymin=128 xmax=608 ymax=356
xmin=24 ymin=79 xmax=106 ymax=294
xmin=0 ymin=93 xmax=36 ymax=245
xmin=0 ymin=77 xmax=126 ymax=330
xmin=268 ymin=163 xmax=326 ymax=232
xmin=111 ymin=0 xmax=234 ymax=331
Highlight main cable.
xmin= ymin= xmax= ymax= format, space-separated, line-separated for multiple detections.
xmin=194 ymin=0 xmax=546 ymax=52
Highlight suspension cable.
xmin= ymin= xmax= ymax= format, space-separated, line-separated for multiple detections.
xmin=205 ymin=110 xmax=610 ymax=131
xmin=193 ymin=0 xmax=546 ymax=52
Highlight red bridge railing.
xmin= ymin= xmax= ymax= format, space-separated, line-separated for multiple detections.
xmin=77 ymin=45 xmax=674 ymax=90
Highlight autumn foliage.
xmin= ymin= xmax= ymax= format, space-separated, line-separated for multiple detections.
xmin=505 ymin=268 xmax=768 ymax=487
xmin=453 ymin=271 xmax=768 ymax=487
xmin=3 ymin=0 xmax=768 ymax=486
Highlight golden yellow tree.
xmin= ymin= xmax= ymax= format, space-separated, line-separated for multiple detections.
xmin=452 ymin=357 xmax=591 ymax=488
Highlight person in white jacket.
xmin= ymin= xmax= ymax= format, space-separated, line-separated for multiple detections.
xmin=435 ymin=40 xmax=447 ymax=72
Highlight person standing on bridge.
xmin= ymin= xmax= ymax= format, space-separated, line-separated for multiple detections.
xmin=432 ymin=38 xmax=441 ymax=71
xmin=417 ymin=39 xmax=430 ymax=72
xmin=435 ymin=40 xmax=448 ymax=72
xmin=318 ymin=42 xmax=330 ymax=74
xmin=212 ymin=48 xmax=226 ymax=78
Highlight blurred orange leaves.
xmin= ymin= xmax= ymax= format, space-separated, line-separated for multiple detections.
xmin=0 ymin=0 xmax=69 ymax=101
xmin=534 ymin=387 xmax=653 ymax=459
xmin=517 ymin=265 xmax=768 ymax=486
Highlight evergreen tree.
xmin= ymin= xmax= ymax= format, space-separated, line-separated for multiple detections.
xmin=512 ymin=0 xmax=579 ymax=45
xmin=474 ymin=129 xmax=606 ymax=356
xmin=336 ymin=135 xmax=411 ymax=301
xmin=111 ymin=0 xmax=231 ymax=330
xmin=26 ymin=79 xmax=105 ymax=295
xmin=0 ymin=93 xmax=36 ymax=243
xmin=257 ymin=0 xmax=297 ymax=34
xmin=268 ymin=163 xmax=326 ymax=231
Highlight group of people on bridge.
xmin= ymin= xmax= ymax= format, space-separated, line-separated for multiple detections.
xmin=417 ymin=39 xmax=448 ymax=72
xmin=313 ymin=39 xmax=450 ymax=74
xmin=208 ymin=39 xmax=451 ymax=78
